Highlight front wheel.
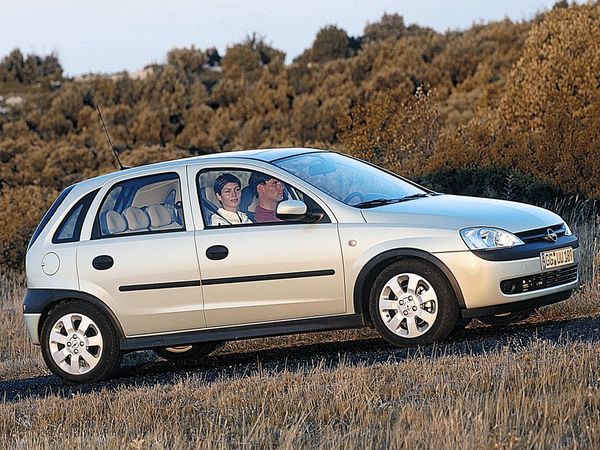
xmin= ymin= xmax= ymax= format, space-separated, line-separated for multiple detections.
xmin=369 ymin=260 xmax=459 ymax=346
xmin=153 ymin=342 xmax=221 ymax=362
xmin=40 ymin=301 xmax=122 ymax=383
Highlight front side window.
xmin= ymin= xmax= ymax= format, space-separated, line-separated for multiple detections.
xmin=95 ymin=173 xmax=185 ymax=238
xmin=273 ymin=152 xmax=430 ymax=207
xmin=197 ymin=169 xmax=328 ymax=227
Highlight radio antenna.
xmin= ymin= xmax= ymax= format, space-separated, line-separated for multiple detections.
xmin=97 ymin=106 xmax=128 ymax=170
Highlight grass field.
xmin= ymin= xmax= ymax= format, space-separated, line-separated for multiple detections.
xmin=1 ymin=268 xmax=599 ymax=448
xmin=1 ymin=212 xmax=599 ymax=448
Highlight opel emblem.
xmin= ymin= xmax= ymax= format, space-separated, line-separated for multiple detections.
xmin=546 ymin=228 xmax=557 ymax=243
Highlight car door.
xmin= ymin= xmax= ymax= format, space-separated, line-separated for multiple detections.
xmin=77 ymin=169 xmax=206 ymax=337
xmin=188 ymin=164 xmax=346 ymax=328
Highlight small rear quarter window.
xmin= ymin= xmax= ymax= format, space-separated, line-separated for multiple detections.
xmin=53 ymin=189 xmax=99 ymax=244
xmin=28 ymin=185 xmax=75 ymax=249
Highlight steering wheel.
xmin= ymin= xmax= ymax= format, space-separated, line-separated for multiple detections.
xmin=343 ymin=191 xmax=365 ymax=204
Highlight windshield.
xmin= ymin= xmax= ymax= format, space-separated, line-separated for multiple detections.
xmin=273 ymin=152 xmax=430 ymax=206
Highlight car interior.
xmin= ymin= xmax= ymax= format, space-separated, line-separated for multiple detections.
xmin=99 ymin=176 xmax=185 ymax=236
xmin=198 ymin=170 xmax=294 ymax=226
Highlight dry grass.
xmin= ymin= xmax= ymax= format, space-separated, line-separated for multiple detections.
xmin=1 ymin=339 xmax=600 ymax=448
xmin=1 ymin=259 xmax=600 ymax=447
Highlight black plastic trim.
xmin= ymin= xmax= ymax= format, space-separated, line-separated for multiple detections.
xmin=206 ymin=245 xmax=229 ymax=260
xmin=92 ymin=255 xmax=114 ymax=271
xmin=120 ymin=313 xmax=364 ymax=351
xmin=117 ymin=270 xmax=336 ymax=292
xmin=202 ymin=269 xmax=336 ymax=286
xmin=461 ymin=290 xmax=572 ymax=319
xmin=500 ymin=265 xmax=578 ymax=294
xmin=119 ymin=280 xmax=201 ymax=292
xmin=22 ymin=289 xmax=125 ymax=338
xmin=353 ymin=249 xmax=466 ymax=319
xmin=472 ymin=235 xmax=579 ymax=262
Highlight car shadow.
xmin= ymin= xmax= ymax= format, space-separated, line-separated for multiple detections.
xmin=1 ymin=315 xmax=599 ymax=403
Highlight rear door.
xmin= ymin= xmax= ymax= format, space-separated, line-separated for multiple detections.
xmin=188 ymin=163 xmax=346 ymax=328
xmin=77 ymin=168 xmax=205 ymax=337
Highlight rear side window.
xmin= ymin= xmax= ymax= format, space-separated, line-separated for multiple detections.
xmin=94 ymin=172 xmax=185 ymax=238
xmin=28 ymin=185 xmax=75 ymax=249
xmin=53 ymin=189 xmax=99 ymax=243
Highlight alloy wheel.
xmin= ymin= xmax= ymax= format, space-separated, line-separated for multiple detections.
xmin=378 ymin=272 xmax=439 ymax=338
xmin=48 ymin=313 xmax=104 ymax=375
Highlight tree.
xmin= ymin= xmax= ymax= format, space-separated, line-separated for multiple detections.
xmin=0 ymin=49 xmax=25 ymax=82
xmin=339 ymin=88 xmax=440 ymax=177
xmin=310 ymin=25 xmax=350 ymax=63
xmin=363 ymin=13 xmax=406 ymax=42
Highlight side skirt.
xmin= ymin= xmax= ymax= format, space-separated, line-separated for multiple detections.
xmin=120 ymin=314 xmax=365 ymax=351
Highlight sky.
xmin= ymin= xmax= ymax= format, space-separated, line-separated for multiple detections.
xmin=0 ymin=0 xmax=561 ymax=77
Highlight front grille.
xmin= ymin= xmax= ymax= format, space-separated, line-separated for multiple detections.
xmin=500 ymin=265 xmax=578 ymax=294
xmin=516 ymin=223 xmax=566 ymax=244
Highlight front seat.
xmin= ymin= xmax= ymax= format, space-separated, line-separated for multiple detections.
xmin=239 ymin=186 xmax=256 ymax=222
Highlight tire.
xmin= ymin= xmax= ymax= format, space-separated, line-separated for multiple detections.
xmin=452 ymin=317 xmax=473 ymax=334
xmin=478 ymin=308 xmax=534 ymax=325
xmin=369 ymin=259 xmax=459 ymax=346
xmin=40 ymin=300 xmax=122 ymax=384
xmin=153 ymin=342 xmax=221 ymax=362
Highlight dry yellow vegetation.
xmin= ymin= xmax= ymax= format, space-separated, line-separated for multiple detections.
xmin=1 ymin=267 xmax=600 ymax=448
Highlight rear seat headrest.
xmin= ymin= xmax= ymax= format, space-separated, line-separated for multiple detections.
xmin=146 ymin=204 xmax=172 ymax=228
xmin=122 ymin=206 xmax=149 ymax=231
xmin=105 ymin=210 xmax=126 ymax=235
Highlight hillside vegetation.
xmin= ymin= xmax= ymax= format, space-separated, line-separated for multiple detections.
xmin=1 ymin=1 xmax=599 ymax=269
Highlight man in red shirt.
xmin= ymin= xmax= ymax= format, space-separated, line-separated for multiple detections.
xmin=249 ymin=172 xmax=285 ymax=223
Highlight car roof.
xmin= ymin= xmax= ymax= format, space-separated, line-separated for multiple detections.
xmin=73 ymin=147 xmax=327 ymax=191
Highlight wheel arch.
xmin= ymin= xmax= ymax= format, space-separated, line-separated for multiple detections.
xmin=353 ymin=248 xmax=466 ymax=325
xmin=24 ymin=289 xmax=126 ymax=341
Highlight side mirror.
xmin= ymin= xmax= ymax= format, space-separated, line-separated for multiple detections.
xmin=276 ymin=200 xmax=324 ymax=223
xmin=276 ymin=200 xmax=307 ymax=221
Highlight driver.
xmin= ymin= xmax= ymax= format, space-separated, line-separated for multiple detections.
xmin=248 ymin=172 xmax=284 ymax=223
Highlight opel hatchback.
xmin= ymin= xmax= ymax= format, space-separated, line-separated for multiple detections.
xmin=23 ymin=148 xmax=579 ymax=382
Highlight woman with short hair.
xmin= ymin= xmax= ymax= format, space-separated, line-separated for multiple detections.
xmin=210 ymin=173 xmax=253 ymax=226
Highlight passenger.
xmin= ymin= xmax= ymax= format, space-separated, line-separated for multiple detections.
xmin=248 ymin=172 xmax=284 ymax=223
xmin=210 ymin=174 xmax=253 ymax=226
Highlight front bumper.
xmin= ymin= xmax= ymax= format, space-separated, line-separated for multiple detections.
xmin=434 ymin=247 xmax=580 ymax=310
xmin=460 ymin=290 xmax=572 ymax=319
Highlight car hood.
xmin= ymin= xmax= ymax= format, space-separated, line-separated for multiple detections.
xmin=359 ymin=194 xmax=563 ymax=233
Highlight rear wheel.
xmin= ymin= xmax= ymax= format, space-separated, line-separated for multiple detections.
xmin=153 ymin=342 xmax=221 ymax=361
xmin=369 ymin=259 xmax=459 ymax=346
xmin=479 ymin=308 xmax=534 ymax=325
xmin=40 ymin=301 xmax=122 ymax=383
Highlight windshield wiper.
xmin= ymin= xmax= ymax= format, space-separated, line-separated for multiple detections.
xmin=353 ymin=193 xmax=431 ymax=209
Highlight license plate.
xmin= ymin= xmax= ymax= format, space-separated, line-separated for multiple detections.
xmin=540 ymin=247 xmax=574 ymax=271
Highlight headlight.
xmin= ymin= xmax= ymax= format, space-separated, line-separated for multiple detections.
xmin=563 ymin=222 xmax=572 ymax=236
xmin=460 ymin=227 xmax=525 ymax=251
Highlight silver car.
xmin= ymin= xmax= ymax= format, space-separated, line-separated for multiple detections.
xmin=23 ymin=148 xmax=579 ymax=382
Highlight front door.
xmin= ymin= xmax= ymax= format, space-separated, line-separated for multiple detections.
xmin=189 ymin=165 xmax=346 ymax=328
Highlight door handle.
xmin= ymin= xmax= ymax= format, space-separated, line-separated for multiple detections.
xmin=206 ymin=245 xmax=229 ymax=261
xmin=92 ymin=255 xmax=114 ymax=270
